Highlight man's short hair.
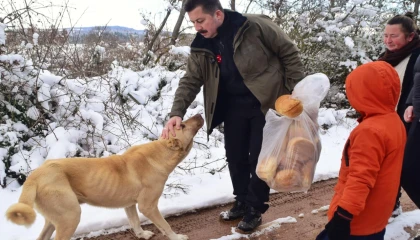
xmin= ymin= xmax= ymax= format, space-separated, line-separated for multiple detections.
xmin=184 ymin=0 xmax=223 ymax=15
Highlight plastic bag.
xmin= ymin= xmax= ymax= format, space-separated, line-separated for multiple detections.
xmin=256 ymin=73 xmax=330 ymax=192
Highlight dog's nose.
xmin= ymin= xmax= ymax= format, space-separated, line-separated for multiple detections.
xmin=193 ymin=114 xmax=203 ymax=119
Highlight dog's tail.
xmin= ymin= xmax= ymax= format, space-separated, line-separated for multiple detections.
xmin=6 ymin=181 xmax=37 ymax=227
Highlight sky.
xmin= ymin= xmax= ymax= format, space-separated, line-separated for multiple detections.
xmin=61 ymin=0 xmax=227 ymax=30
xmin=34 ymin=0 xmax=254 ymax=31
xmin=0 ymin=45 xmax=420 ymax=239
xmin=64 ymin=0 xmax=168 ymax=30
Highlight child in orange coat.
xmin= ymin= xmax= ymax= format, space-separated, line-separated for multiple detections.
xmin=316 ymin=61 xmax=406 ymax=240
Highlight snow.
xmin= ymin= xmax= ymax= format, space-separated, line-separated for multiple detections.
xmin=169 ymin=45 xmax=191 ymax=57
xmin=26 ymin=106 xmax=40 ymax=120
xmin=340 ymin=59 xmax=359 ymax=70
xmin=345 ymin=36 xmax=355 ymax=49
xmin=212 ymin=216 xmax=297 ymax=240
xmin=387 ymin=210 xmax=420 ymax=240
xmin=0 ymin=56 xmax=419 ymax=240
xmin=33 ymin=33 xmax=39 ymax=46
xmin=0 ymin=22 xmax=6 ymax=45
xmin=140 ymin=19 xmax=148 ymax=26
xmin=311 ymin=205 xmax=330 ymax=214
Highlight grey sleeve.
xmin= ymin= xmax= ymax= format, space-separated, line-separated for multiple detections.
xmin=407 ymin=88 xmax=414 ymax=105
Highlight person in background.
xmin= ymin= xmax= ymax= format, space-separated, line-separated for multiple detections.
xmin=400 ymin=55 xmax=420 ymax=209
xmin=316 ymin=61 xmax=406 ymax=240
xmin=378 ymin=12 xmax=420 ymax=217
xmin=160 ymin=0 xmax=304 ymax=232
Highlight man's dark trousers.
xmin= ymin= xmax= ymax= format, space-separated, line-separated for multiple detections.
xmin=223 ymin=97 xmax=270 ymax=213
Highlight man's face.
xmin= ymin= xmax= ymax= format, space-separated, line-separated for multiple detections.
xmin=188 ymin=6 xmax=223 ymax=38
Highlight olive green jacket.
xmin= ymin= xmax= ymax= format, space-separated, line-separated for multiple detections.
xmin=169 ymin=12 xmax=304 ymax=135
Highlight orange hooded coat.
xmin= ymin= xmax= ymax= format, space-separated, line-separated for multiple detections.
xmin=327 ymin=61 xmax=407 ymax=235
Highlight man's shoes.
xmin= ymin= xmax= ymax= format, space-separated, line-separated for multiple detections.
xmin=237 ymin=206 xmax=262 ymax=232
xmin=415 ymin=229 xmax=420 ymax=240
xmin=220 ymin=200 xmax=248 ymax=221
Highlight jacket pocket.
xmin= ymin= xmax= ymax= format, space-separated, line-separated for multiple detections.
xmin=236 ymin=42 xmax=268 ymax=77
xmin=343 ymin=139 xmax=350 ymax=166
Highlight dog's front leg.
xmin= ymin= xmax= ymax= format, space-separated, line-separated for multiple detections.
xmin=124 ymin=205 xmax=154 ymax=239
xmin=137 ymin=200 xmax=188 ymax=240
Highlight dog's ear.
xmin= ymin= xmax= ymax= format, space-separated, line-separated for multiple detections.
xmin=167 ymin=139 xmax=183 ymax=151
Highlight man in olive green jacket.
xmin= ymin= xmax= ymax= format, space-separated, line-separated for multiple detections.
xmin=161 ymin=0 xmax=304 ymax=232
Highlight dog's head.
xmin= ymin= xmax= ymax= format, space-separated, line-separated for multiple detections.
xmin=166 ymin=114 xmax=204 ymax=152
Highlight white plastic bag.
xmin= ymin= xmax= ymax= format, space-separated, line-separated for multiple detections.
xmin=256 ymin=73 xmax=330 ymax=192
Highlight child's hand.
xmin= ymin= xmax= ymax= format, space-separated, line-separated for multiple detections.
xmin=326 ymin=206 xmax=352 ymax=240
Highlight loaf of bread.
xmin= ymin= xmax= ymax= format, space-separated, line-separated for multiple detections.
xmin=273 ymin=169 xmax=302 ymax=190
xmin=256 ymin=156 xmax=278 ymax=182
xmin=285 ymin=137 xmax=315 ymax=166
xmin=287 ymin=122 xmax=310 ymax=140
xmin=314 ymin=135 xmax=322 ymax=162
xmin=275 ymin=94 xmax=303 ymax=118
xmin=301 ymin=160 xmax=315 ymax=189
xmin=259 ymin=94 xmax=321 ymax=191
xmin=272 ymin=137 xmax=316 ymax=191
xmin=257 ymin=130 xmax=289 ymax=182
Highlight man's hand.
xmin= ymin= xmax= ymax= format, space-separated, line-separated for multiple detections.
xmin=161 ymin=116 xmax=182 ymax=139
xmin=404 ymin=106 xmax=415 ymax=123
xmin=326 ymin=206 xmax=352 ymax=240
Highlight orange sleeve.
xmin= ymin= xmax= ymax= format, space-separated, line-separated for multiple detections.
xmin=338 ymin=127 xmax=386 ymax=216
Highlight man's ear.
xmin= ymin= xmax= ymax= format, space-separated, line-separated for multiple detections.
xmin=167 ymin=139 xmax=183 ymax=151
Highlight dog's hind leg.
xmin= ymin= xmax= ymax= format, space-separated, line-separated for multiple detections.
xmin=37 ymin=219 xmax=55 ymax=240
xmin=137 ymin=193 xmax=188 ymax=240
xmin=37 ymin=189 xmax=81 ymax=240
xmin=53 ymin=204 xmax=80 ymax=240
xmin=124 ymin=205 xmax=154 ymax=239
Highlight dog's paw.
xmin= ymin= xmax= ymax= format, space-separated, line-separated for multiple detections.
xmin=136 ymin=230 xmax=154 ymax=239
xmin=174 ymin=234 xmax=188 ymax=240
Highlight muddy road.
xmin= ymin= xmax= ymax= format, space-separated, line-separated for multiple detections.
xmin=84 ymin=179 xmax=417 ymax=240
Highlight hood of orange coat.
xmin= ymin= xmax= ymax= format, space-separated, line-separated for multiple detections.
xmin=345 ymin=61 xmax=400 ymax=120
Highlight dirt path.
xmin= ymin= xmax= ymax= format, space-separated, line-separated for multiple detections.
xmin=83 ymin=179 xmax=417 ymax=240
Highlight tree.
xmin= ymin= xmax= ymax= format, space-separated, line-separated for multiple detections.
xmin=171 ymin=0 xmax=187 ymax=45
xmin=230 ymin=0 xmax=236 ymax=10
xmin=143 ymin=0 xmax=177 ymax=65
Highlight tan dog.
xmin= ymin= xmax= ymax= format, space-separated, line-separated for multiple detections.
xmin=6 ymin=114 xmax=204 ymax=240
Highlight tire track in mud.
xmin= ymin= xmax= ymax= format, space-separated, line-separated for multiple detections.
xmin=82 ymin=178 xmax=416 ymax=240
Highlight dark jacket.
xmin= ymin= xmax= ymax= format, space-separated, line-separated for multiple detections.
xmin=399 ymin=48 xmax=420 ymax=123
xmin=407 ymin=54 xmax=420 ymax=118
xmin=169 ymin=10 xmax=304 ymax=135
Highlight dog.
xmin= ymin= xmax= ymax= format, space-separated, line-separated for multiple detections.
xmin=6 ymin=114 xmax=204 ymax=240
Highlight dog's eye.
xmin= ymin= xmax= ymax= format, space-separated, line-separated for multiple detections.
xmin=180 ymin=124 xmax=186 ymax=129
